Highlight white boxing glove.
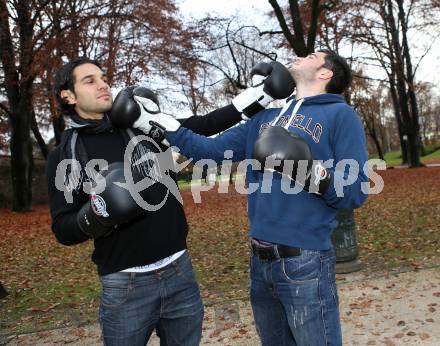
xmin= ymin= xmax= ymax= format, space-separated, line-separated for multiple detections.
xmin=232 ymin=61 xmax=296 ymax=120
xmin=133 ymin=95 xmax=181 ymax=145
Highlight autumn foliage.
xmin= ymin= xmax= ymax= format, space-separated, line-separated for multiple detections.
xmin=1 ymin=167 xmax=440 ymax=334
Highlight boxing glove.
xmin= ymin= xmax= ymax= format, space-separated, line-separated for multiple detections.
xmin=76 ymin=162 xmax=148 ymax=238
xmin=110 ymin=86 xmax=180 ymax=144
xmin=252 ymin=126 xmax=331 ymax=194
xmin=232 ymin=61 xmax=296 ymax=120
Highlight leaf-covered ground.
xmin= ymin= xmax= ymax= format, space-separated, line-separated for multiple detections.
xmin=1 ymin=166 xmax=439 ymax=335
xmin=355 ymin=167 xmax=440 ymax=272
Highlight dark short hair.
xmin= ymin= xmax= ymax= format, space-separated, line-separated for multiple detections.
xmin=318 ymin=50 xmax=352 ymax=94
xmin=53 ymin=57 xmax=102 ymax=115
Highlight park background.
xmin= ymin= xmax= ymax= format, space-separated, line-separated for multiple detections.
xmin=1 ymin=0 xmax=440 ymax=344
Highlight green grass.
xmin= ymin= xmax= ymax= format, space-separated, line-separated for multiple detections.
xmin=1 ymin=279 xmax=100 ymax=333
xmin=422 ymin=144 xmax=440 ymax=161
xmin=177 ymin=179 xmax=198 ymax=189
xmin=371 ymin=142 xmax=440 ymax=166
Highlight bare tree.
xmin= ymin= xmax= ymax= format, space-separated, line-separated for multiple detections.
xmin=416 ymin=82 xmax=438 ymax=145
xmin=266 ymin=0 xmax=439 ymax=167
xmin=1 ymin=0 xmax=41 ymax=211
xmin=346 ymin=0 xmax=440 ymax=166
xmin=351 ymin=75 xmax=389 ymax=160
xmin=194 ymin=17 xmax=279 ymax=108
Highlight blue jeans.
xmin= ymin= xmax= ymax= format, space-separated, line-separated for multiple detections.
xmin=99 ymin=252 xmax=204 ymax=346
xmin=250 ymin=249 xmax=342 ymax=346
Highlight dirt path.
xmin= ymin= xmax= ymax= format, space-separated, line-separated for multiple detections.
xmin=3 ymin=267 xmax=440 ymax=346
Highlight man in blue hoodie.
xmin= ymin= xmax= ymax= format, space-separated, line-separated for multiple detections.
xmin=130 ymin=50 xmax=368 ymax=346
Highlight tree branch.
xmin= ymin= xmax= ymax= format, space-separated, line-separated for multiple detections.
xmin=259 ymin=30 xmax=283 ymax=36
xmin=31 ymin=110 xmax=48 ymax=159
xmin=232 ymin=39 xmax=277 ymax=61
xmin=268 ymin=0 xmax=298 ymax=50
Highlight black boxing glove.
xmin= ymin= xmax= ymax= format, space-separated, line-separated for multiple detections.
xmin=110 ymin=86 xmax=180 ymax=145
xmin=252 ymin=126 xmax=331 ymax=194
xmin=232 ymin=61 xmax=296 ymax=120
xmin=76 ymin=162 xmax=148 ymax=238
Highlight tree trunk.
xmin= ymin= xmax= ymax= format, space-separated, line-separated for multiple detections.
xmin=385 ymin=0 xmax=416 ymax=166
xmin=31 ymin=110 xmax=48 ymax=159
xmin=407 ymin=132 xmax=421 ymax=167
xmin=1 ymin=0 xmax=37 ymax=210
xmin=403 ymin=119 xmax=421 ymax=168
xmin=67 ymin=0 xmax=80 ymax=58
xmin=396 ymin=0 xmax=422 ymax=167
xmin=371 ymin=133 xmax=384 ymax=161
xmin=9 ymin=103 xmax=34 ymax=211
xmin=396 ymin=118 xmax=408 ymax=165
xmin=268 ymin=0 xmax=326 ymax=56
xmin=105 ymin=0 xmax=119 ymax=85
xmin=382 ymin=0 xmax=422 ymax=167
xmin=388 ymin=77 xmax=407 ymax=164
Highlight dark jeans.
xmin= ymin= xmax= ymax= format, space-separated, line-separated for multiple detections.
xmin=250 ymin=249 xmax=342 ymax=346
xmin=99 ymin=252 xmax=203 ymax=345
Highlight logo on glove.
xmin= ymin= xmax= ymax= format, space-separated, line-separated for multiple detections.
xmin=312 ymin=162 xmax=328 ymax=186
xmin=91 ymin=193 xmax=109 ymax=217
xmin=115 ymin=134 xmax=192 ymax=211
xmin=148 ymin=122 xmax=166 ymax=142
xmin=149 ymin=127 xmax=162 ymax=139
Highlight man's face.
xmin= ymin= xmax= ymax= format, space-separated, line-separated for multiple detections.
xmin=62 ymin=63 xmax=112 ymax=119
xmin=289 ymin=52 xmax=331 ymax=83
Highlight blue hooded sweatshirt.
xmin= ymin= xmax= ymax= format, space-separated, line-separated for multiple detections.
xmin=167 ymin=94 xmax=368 ymax=250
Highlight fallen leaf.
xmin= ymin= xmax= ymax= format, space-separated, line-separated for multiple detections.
xmin=209 ymin=330 xmax=220 ymax=338
xmin=419 ymin=333 xmax=430 ymax=340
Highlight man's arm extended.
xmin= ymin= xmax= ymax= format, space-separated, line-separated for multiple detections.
xmin=178 ymin=104 xmax=242 ymax=137
xmin=166 ymin=120 xmax=251 ymax=163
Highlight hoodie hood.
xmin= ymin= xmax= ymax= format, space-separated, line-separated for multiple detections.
xmin=291 ymin=93 xmax=346 ymax=105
